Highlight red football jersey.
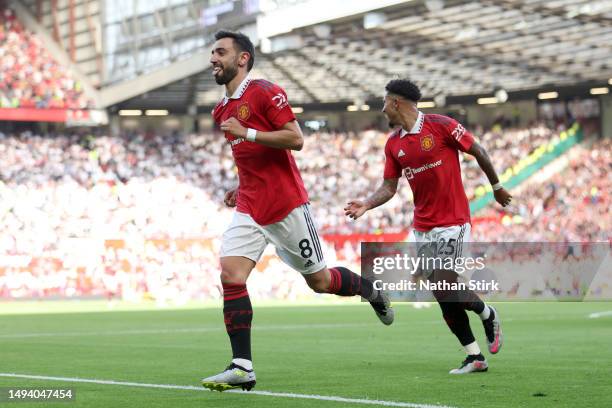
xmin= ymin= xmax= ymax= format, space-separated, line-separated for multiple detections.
xmin=212 ymin=76 xmax=308 ymax=225
xmin=383 ymin=113 xmax=474 ymax=232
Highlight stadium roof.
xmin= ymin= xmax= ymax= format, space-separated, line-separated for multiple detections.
xmin=109 ymin=0 xmax=612 ymax=112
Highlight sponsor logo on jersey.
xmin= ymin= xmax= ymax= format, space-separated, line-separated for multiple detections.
xmin=420 ymin=134 xmax=435 ymax=151
xmin=398 ymin=149 xmax=406 ymax=157
xmin=272 ymin=92 xmax=288 ymax=109
xmin=304 ymin=259 xmax=314 ymax=268
xmin=403 ymin=160 xmax=442 ymax=180
xmin=237 ymin=103 xmax=250 ymax=121
xmin=229 ymin=138 xmax=243 ymax=147
xmin=451 ymin=123 xmax=466 ymax=141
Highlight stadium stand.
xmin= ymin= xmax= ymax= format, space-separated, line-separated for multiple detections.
xmin=0 ymin=123 xmax=608 ymax=300
xmin=0 ymin=8 xmax=90 ymax=109
xmin=472 ymin=139 xmax=611 ymax=242
xmin=462 ymin=123 xmax=566 ymax=200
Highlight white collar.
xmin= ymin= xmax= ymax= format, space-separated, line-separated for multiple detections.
xmin=400 ymin=111 xmax=424 ymax=137
xmin=222 ymin=74 xmax=251 ymax=106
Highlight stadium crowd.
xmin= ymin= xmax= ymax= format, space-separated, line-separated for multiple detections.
xmin=0 ymin=8 xmax=90 ymax=109
xmin=461 ymin=124 xmax=559 ymax=200
xmin=0 ymin=123 xmax=609 ymax=300
xmin=472 ymin=139 xmax=611 ymax=242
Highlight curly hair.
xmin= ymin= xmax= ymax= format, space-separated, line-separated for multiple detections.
xmin=385 ymin=79 xmax=422 ymax=102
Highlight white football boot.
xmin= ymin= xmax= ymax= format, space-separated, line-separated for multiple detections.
xmin=370 ymin=291 xmax=394 ymax=326
xmin=449 ymin=355 xmax=488 ymax=374
xmin=201 ymin=363 xmax=256 ymax=391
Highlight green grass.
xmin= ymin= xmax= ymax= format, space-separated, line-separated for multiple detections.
xmin=0 ymin=301 xmax=611 ymax=407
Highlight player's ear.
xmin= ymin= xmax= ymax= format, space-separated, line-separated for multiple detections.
xmin=238 ymin=51 xmax=250 ymax=68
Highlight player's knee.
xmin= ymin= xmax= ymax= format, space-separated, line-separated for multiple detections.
xmin=219 ymin=269 xmax=233 ymax=284
xmin=219 ymin=265 xmax=245 ymax=284
xmin=219 ymin=257 xmax=253 ymax=284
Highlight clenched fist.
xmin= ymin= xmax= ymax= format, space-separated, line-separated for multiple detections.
xmin=220 ymin=117 xmax=247 ymax=138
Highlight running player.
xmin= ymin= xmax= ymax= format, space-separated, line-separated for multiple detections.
xmin=345 ymin=79 xmax=511 ymax=374
xmin=201 ymin=30 xmax=393 ymax=391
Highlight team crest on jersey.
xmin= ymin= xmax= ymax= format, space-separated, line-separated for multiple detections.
xmin=237 ymin=103 xmax=250 ymax=121
xmin=420 ymin=134 xmax=435 ymax=151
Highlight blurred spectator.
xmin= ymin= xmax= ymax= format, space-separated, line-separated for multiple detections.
xmin=0 ymin=8 xmax=90 ymax=109
xmin=462 ymin=123 xmax=561 ymax=200
xmin=473 ymin=139 xmax=611 ymax=242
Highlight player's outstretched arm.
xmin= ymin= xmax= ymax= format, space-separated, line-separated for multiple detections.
xmin=220 ymin=118 xmax=304 ymax=150
xmin=467 ymin=142 xmax=512 ymax=207
xmin=345 ymin=178 xmax=399 ymax=220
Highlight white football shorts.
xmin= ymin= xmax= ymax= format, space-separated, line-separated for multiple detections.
xmin=220 ymin=203 xmax=326 ymax=275
xmin=407 ymin=223 xmax=471 ymax=277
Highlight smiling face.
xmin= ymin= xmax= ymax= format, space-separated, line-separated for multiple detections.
xmin=210 ymin=37 xmax=240 ymax=85
xmin=210 ymin=37 xmax=253 ymax=86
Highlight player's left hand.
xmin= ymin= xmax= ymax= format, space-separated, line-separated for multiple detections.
xmin=220 ymin=117 xmax=247 ymax=138
xmin=494 ymin=187 xmax=512 ymax=207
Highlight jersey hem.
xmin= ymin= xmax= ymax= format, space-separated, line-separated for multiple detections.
xmin=237 ymin=198 xmax=309 ymax=226
xmin=412 ymin=220 xmax=472 ymax=233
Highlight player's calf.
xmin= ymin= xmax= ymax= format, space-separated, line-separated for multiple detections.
xmin=325 ymin=266 xmax=375 ymax=298
xmin=313 ymin=266 xmax=394 ymax=325
xmin=482 ymin=305 xmax=503 ymax=354
xmin=219 ymin=257 xmax=255 ymax=365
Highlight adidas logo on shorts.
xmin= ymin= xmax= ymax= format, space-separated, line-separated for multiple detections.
xmin=304 ymin=260 xmax=314 ymax=268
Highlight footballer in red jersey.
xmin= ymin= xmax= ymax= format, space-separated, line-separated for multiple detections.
xmin=201 ymin=30 xmax=394 ymax=392
xmin=346 ymin=79 xmax=512 ymax=375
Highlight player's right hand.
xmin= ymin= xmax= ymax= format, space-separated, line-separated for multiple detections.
xmin=344 ymin=200 xmax=368 ymax=220
xmin=224 ymin=189 xmax=237 ymax=207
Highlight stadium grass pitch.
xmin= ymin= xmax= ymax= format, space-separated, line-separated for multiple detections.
xmin=0 ymin=301 xmax=610 ymax=408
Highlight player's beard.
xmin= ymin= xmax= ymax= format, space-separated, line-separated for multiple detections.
xmin=214 ymin=62 xmax=238 ymax=85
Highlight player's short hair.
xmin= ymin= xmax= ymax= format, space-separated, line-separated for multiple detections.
xmin=385 ymin=79 xmax=422 ymax=103
xmin=214 ymin=30 xmax=255 ymax=71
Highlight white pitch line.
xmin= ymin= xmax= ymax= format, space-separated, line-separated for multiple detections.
xmin=0 ymin=322 xmax=394 ymax=339
xmin=0 ymin=373 xmax=454 ymax=408
xmin=588 ymin=310 xmax=612 ymax=319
